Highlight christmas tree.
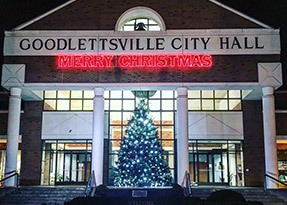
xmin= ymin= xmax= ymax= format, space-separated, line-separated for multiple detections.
xmin=114 ymin=99 xmax=172 ymax=187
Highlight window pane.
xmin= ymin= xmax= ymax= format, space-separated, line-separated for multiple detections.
xmin=188 ymin=99 xmax=201 ymax=110
xmin=215 ymin=99 xmax=228 ymax=110
xmin=57 ymin=100 xmax=70 ymax=110
xmin=162 ymin=91 xmax=174 ymax=98
xmin=110 ymin=100 xmax=122 ymax=110
xmin=104 ymin=91 xmax=109 ymax=99
xmin=150 ymin=112 xmax=160 ymax=122
xmin=188 ymin=90 xmax=200 ymax=98
xmin=159 ymin=128 xmax=172 ymax=140
xmin=84 ymin=91 xmax=94 ymax=98
xmin=123 ymin=100 xmax=135 ymax=110
xmin=215 ymin=90 xmax=227 ymax=98
xmin=149 ymin=100 xmax=160 ymax=110
xmin=162 ymin=100 xmax=173 ymax=110
xmin=202 ymin=99 xmax=214 ymax=110
xmin=104 ymin=99 xmax=109 ymax=110
xmin=83 ymin=100 xmax=93 ymax=110
xmin=137 ymin=18 xmax=148 ymax=24
xmin=123 ymin=26 xmax=134 ymax=31
xmin=149 ymin=19 xmax=157 ymax=24
xmin=229 ymin=100 xmax=241 ymax=110
xmin=123 ymin=112 xmax=132 ymax=125
xmin=150 ymin=91 xmax=160 ymax=98
xmin=110 ymin=91 xmax=122 ymax=98
xmin=123 ymin=91 xmax=134 ymax=98
xmin=45 ymin=91 xmax=56 ymax=98
xmin=58 ymin=90 xmax=70 ymax=98
xmin=162 ymin=112 xmax=174 ymax=123
xmin=71 ymin=100 xmax=82 ymax=110
xmin=71 ymin=91 xmax=83 ymax=98
xmin=229 ymin=90 xmax=241 ymax=98
xmin=44 ymin=100 xmax=56 ymax=110
xmin=110 ymin=112 xmax=122 ymax=124
xmin=149 ymin=26 xmax=161 ymax=31
xmin=202 ymin=90 xmax=213 ymax=98
xmin=110 ymin=126 xmax=123 ymax=140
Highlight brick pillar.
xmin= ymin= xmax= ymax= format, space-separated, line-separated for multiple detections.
xmin=20 ymin=101 xmax=43 ymax=185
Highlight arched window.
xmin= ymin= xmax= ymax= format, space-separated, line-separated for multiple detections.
xmin=115 ymin=7 xmax=166 ymax=31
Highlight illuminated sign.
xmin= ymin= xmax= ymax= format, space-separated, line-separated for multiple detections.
xmin=57 ymin=54 xmax=213 ymax=69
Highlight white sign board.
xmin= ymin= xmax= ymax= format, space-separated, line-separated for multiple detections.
xmin=4 ymin=29 xmax=280 ymax=56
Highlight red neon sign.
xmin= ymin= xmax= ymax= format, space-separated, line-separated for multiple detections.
xmin=57 ymin=54 xmax=213 ymax=69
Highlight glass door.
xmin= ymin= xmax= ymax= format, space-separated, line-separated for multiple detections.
xmin=196 ymin=149 xmax=228 ymax=185
xmin=56 ymin=151 xmax=91 ymax=185
xmin=212 ymin=149 xmax=228 ymax=184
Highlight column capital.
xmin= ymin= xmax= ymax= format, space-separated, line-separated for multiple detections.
xmin=177 ymin=87 xmax=188 ymax=97
xmin=94 ymin=87 xmax=105 ymax=96
xmin=10 ymin=87 xmax=21 ymax=96
xmin=262 ymin=86 xmax=274 ymax=96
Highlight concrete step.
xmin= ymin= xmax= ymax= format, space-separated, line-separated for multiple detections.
xmin=0 ymin=186 xmax=286 ymax=205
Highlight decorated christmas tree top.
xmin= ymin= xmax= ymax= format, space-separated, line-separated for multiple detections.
xmin=114 ymin=99 xmax=172 ymax=187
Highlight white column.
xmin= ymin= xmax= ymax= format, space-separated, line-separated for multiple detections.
xmin=4 ymin=87 xmax=21 ymax=187
xmin=262 ymin=86 xmax=278 ymax=188
xmin=92 ymin=88 xmax=105 ymax=186
xmin=176 ymin=87 xmax=189 ymax=184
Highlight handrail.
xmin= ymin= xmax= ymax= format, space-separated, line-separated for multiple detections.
xmin=181 ymin=171 xmax=192 ymax=196
xmin=264 ymin=173 xmax=287 ymax=192
xmin=0 ymin=170 xmax=19 ymax=189
xmin=85 ymin=170 xmax=96 ymax=197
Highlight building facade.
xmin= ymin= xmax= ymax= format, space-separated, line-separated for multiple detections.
xmin=0 ymin=0 xmax=284 ymax=188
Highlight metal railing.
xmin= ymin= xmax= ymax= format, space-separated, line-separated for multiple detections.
xmin=0 ymin=170 xmax=19 ymax=189
xmin=264 ymin=173 xmax=287 ymax=192
xmin=85 ymin=170 xmax=96 ymax=197
xmin=181 ymin=171 xmax=192 ymax=196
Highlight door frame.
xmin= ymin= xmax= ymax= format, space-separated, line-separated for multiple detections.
xmin=55 ymin=150 xmax=91 ymax=185
xmin=196 ymin=149 xmax=229 ymax=186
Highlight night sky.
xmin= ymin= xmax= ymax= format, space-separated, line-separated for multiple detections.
xmin=1 ymin=0 xmax=287 ymax=87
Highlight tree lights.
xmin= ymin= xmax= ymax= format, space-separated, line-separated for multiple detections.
xmin=114 ymin=100 xmax=172 ymax=187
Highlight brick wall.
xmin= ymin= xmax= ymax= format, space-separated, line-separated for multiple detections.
xmin=276 ymin=113 xmax=287 ymax=135
xmin=4 ymin=55 xmax=279 ymax=84
xmin=24 ymin=0 xmax=260 ymax=30
xmin=20 ymin=101 xmax=43 ymax=186
xmin=242 ymin=100 xmax=265 ymax=187
xmin=0 ymin=113 xmax=8 ymax=135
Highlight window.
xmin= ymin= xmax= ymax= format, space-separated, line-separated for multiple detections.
xmin=43 ymin=90 xmax=94 ymax=111
xmin=188 ymin=90 xmax=242 ymax=111
xmin=116 ymin=7 xmax=165 ymax=31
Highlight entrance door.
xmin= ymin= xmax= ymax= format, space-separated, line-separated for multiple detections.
xmin=197 ymin=149 xmax=228 ymax=185
xmin=56 ymin=151 xmax=91 ymax=185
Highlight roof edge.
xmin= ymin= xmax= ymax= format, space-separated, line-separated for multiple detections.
xmin=13 ymin=0 xmax=77 ymax=31
xmin=209 ymin=0 xmax=272 ymax=29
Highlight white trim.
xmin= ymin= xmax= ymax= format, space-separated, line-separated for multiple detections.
xmin=0 ymin=111 xmax=24 ymax=114
xmin=275 ymin=110 xmax=287 ymax=113
xmin=209 ymin=0 xmax=271 ymax=29
xmin=277 ymin=135 xmax=287 ymax=140
xmin=1 ymin=82 xmax=264 ymax=101
xmin=13 ymin=0 xmax=77 ymax=31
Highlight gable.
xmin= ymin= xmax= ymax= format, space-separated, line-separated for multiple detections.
xmin=16 ymin=0 xmax=267 ymax=30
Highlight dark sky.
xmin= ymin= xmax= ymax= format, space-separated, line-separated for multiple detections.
xmin=1 ymin=0 xmax=287 ymax=87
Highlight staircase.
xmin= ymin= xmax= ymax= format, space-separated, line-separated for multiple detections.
xmin=191 ymin=187 xmax=287 ymax=205
xmin=0 ymin=186 xmax=286 ymax=205
xmin=0 ymin=186 xmax=85 ymax=205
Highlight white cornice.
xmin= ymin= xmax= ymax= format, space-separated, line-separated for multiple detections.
xmin=13 ymin=0 xmax=77 ymax=31
xmin=209 ymin=0 xmax=271 ymax=29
